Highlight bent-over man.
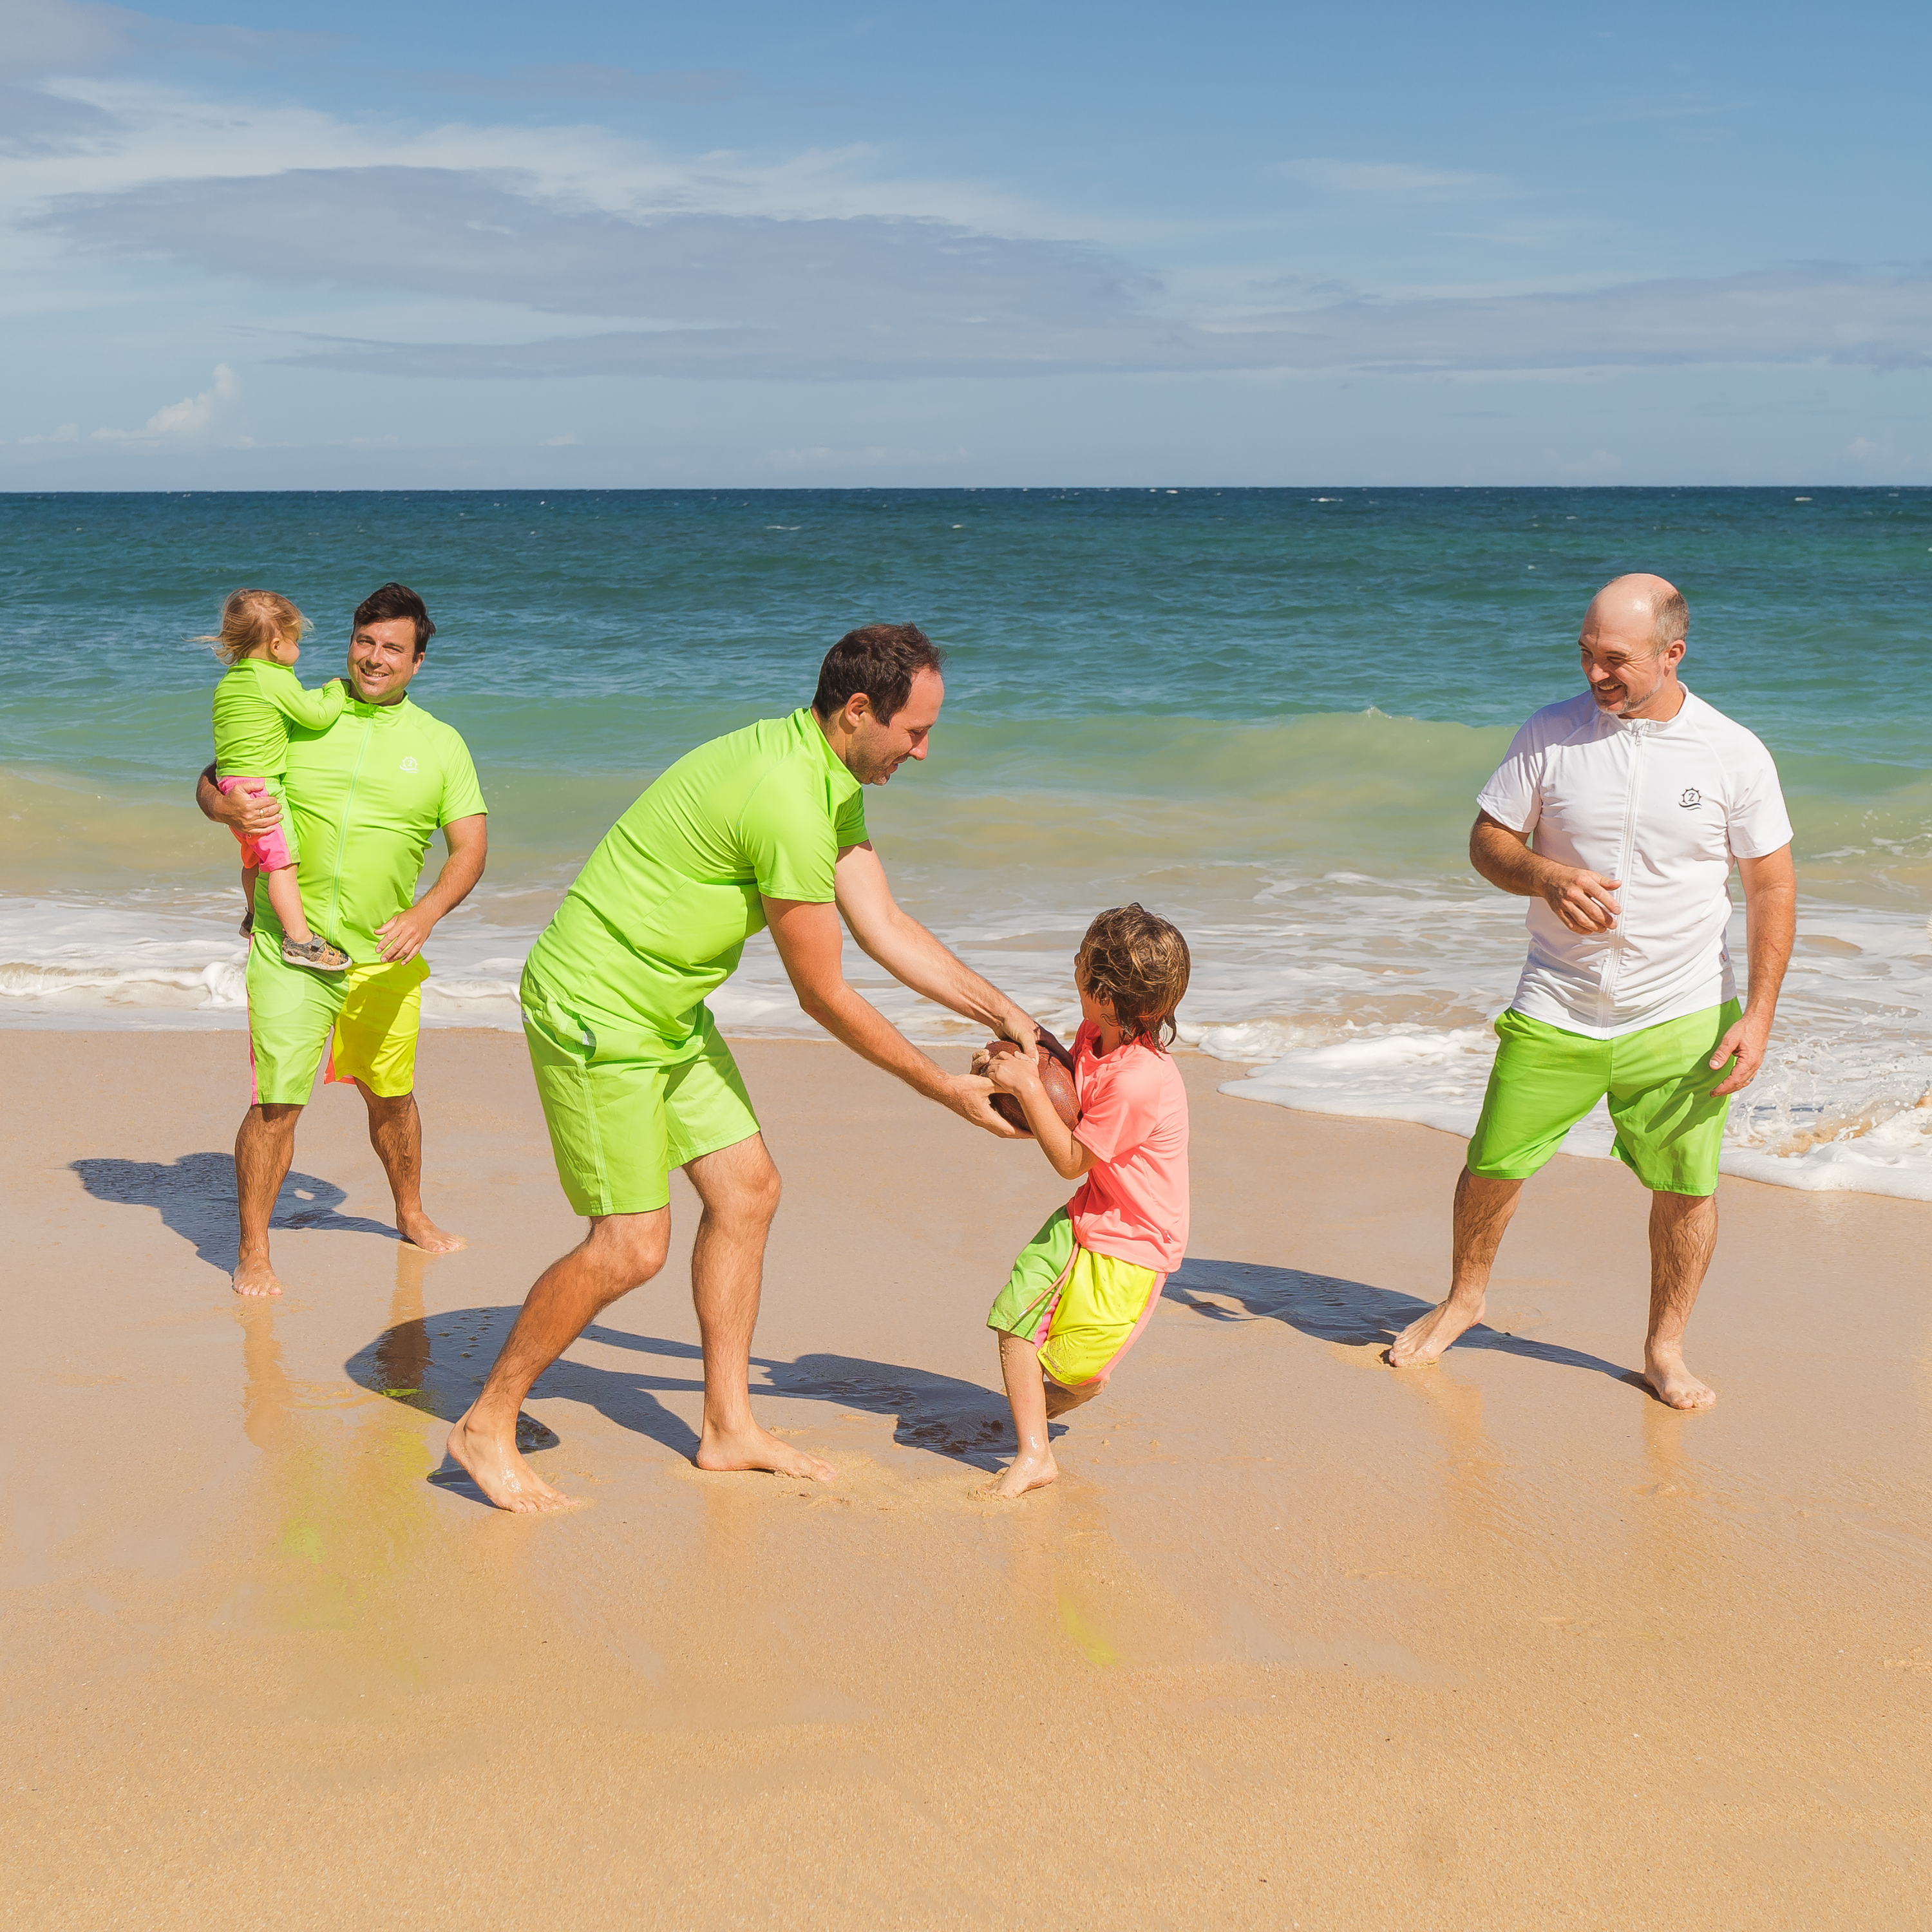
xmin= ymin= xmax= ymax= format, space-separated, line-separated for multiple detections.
xmin=198 ymin=583 xmax=487 ymax=1295
xmin=449 ymin=625 xmax=1037 ymax=1511
xmin=1388 ymin=573 xmax=1795 ymax=1408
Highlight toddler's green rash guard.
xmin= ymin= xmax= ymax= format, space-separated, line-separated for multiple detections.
xmin=213 ymin=659 xmax=348 ymax=779
xmin=257 ymin=691 xmax=487 ymax=964
xmin=524 ymin=707 xmax=868 ymax=1057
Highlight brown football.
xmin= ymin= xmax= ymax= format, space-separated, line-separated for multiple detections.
xmin=985 ymin=1027 xmax=1080 ymax=1134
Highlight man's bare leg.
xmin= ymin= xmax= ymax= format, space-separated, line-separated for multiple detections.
xmin=1643 ymin=1189 xmax=1719 ymax=1410
xmin=986 ymin=1331 xmax=1057 ymax=1498
xmin=684 ymin=1135 xmax=834 ymax=1481
xmin=447 ymin=1209 xmax=672 ymax=1512
xmin=356 ymin=1083 xmax=465 ymax=1253
xmin=1388 ymin=1170 xmax=1524 ymax=1367
xmin=232 ymin=1102 xmax=302 ymax=1296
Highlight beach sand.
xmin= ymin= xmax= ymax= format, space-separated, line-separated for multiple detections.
xmin=3 ymin=1027 xmax=1928 ymax=1928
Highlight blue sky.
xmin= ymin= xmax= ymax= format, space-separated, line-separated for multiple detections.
xmin=4 ymin=0 xmax=1928 ymax=486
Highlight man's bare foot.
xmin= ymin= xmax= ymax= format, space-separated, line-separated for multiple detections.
xmin=399 ymin=1211 xmax=466 ymax=1255
xmin=981 ymin=1448 xmax=1058 ymax=1500
xmin=232 ymin=1253 xmax=283 ymax=1298
xmin=1643 ymin=1345 xmax=1716 ymax=1411
xmin=696 ymin=1419 xmax=835 ymax=1482
xmin=446 ymin=1405 xmax=580 ymax=1513
xmin=1387 ymin=1295 xmax=1484 ymax=1367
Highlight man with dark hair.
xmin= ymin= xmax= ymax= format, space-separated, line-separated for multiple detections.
xmin=198 ymin=585 xmax=488 ymax=1295
xmin=448 ymin=623 xmax=1037 ymax=1511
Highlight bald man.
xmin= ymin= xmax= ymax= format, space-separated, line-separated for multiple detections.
xmin=1388 ymin=574 xmax=1795 ymax=1408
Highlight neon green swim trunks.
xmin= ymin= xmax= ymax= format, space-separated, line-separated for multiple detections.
xmin=987 ymin=1208 xmax=1166 ymax=1390
xmin=1464 ymin=999 xmax=1741 ymax=1197
xmin=521 ymin=969 xmax=761 ymax=1218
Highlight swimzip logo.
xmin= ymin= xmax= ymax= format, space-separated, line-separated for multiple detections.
xmin=399 ymin=756 xmax=419 ymax=772
xmin=1680 ymin=788 xmax=1701 ymax=808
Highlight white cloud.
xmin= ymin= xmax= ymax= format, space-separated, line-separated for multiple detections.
xmin=90 ymin=361 xmax=238 ymax=439
xmin=0 ymin=0 xmax=328 ymax=81
xmin=541 ymin=431 xmax=577 ymax=445
xmin=1269 ymin=158 xmax=1513 ymax=200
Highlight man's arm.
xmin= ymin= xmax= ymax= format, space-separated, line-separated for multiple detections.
xmin=833 ymin=841 xmax=1039 ymax=1046
xmin=196 ymin=762 xmax=281 ymax=838
xmin=1470 ymin=811 xmax=1620 ymax=933
xmin=764 ymin=892 xmax=1027 ymax=1139
xmin=375 ymin=815 xmax=488 ymax=963
xmin=1708 ymin=844 xmax=1796 ymax=1097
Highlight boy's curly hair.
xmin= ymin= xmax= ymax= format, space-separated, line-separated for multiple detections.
xmin=1076 ymin=904 xmax=1191 ymax=1050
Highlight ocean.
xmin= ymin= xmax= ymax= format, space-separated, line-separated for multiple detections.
xmin=3 ymin=486 xmax=1928 ymax=1198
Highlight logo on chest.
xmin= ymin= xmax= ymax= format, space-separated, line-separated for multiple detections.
xmin=1678 ymin=787 xmax=1701 ymax=809
xmin=399 ymin=755 xmax=419 ymax=772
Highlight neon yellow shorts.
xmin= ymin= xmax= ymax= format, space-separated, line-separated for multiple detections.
xmin=521 ymin=974 xmax=761 ymax=1218
xmin=987 ymin=1208 xmax=1165 ymax=1390
xmin=245 ymin=940 xmax=430 ymax=1106
xmin=1465 ymin=999 xmax=1741 ymax=1197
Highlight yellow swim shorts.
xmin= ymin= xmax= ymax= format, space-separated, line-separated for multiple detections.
xmin=987 ymin=1208 xmax=1165 ymax=1390
xmin=245 ymin=939 xmax=430 ymax=1106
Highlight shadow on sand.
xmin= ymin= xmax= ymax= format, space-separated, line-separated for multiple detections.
xmin=346 ymin=1309 xmax=1016 ymax=1506
xmin=71 ymin=1151 xmax=400 ymax=1273
xmin=1166 ymin=1256 xmax=1645 ymax=1392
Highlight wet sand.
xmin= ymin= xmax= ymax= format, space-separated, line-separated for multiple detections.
xmin=3 ymin=1027 xmax=1929 ymax=1928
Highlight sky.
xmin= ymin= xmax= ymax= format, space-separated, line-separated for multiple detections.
xmin=3 ymin=0 xmax=1929 ymax=488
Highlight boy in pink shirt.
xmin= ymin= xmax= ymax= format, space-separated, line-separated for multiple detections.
xmin=981 ymin=904 xmax=1191 ymax=1499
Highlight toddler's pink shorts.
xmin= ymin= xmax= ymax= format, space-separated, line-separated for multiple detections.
xmin=218 ymin=775 xmax=294 ymax=871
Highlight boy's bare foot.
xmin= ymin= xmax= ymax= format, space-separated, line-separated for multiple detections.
xmin=232 ymin=1253 xmax=282 ymax=1297
xmin=1643 ymin=1344 xmax=1716 ymax=1411
xmin=982 ymin=1448 xmax=1059 ymax=1500
xmin=399 ymin=1211 xmax=466 ymax=1255
xmin=446 ymin=1405 xmax=580 ymax=1513
xmin=696 ymin=1418 xmax=836 ymax=1481
xmin=1387 ymin=1294 xmax=1484 ymax=1367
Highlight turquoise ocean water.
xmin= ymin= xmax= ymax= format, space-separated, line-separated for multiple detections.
xmin=3 ymin=487 xmax=1929 ymax=1197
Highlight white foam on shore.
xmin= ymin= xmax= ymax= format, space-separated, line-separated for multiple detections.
xmin=5 ymin=882 xmax=1929 ymax=1202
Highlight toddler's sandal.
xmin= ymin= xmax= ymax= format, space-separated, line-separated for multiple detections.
xmin=283 ymin=934 xmax=351 ymax=973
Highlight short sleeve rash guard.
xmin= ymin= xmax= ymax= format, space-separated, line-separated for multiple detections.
xmin=1477 ymin=688 xmax=1792 ymax=1037
xmin=1066 ymin=1024 xmax=1191 ymax=1273
xmin=525 ymin=708 xmax=869 ymax=1053
xmin=270 ymin=691 xmax=486 ymax=964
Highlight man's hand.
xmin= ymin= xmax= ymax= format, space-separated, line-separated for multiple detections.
xmin=375 ymin=902 xmax=437 ymax=963
xmin=942 ymin=1070 xmax=1029 ymax=1138
xmin=1709 ymin=1010 xmax=1772 ymax=1097
xmin=1542 ymin=866 xmax=1620 ymax=934
xmin=197 ymin=766 xmax=281 ymax=838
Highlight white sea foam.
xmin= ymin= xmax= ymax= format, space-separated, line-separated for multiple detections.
xmin=5 ymin=877 xmax=1929 ymax=1200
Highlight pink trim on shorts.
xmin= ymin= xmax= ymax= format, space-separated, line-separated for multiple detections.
xmin=218 ymin=775 xmax=293 ymax=871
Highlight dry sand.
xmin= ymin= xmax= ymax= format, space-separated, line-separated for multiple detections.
xmin=3 ymin=1027 xmax=1929 ymax=1929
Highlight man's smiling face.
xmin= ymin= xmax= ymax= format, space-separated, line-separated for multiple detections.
xmin=347 ymin=616 xmax=424 ymax=705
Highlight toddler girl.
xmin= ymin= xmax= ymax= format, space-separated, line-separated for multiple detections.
xmin=204 ymin=588 xmax=350 ymax=972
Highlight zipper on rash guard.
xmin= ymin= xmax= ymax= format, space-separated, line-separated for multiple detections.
xmin=323 ymin=712 xmax=375 ymax=944
xmin=1598 ymin=721 xmax=1649 ymax=1029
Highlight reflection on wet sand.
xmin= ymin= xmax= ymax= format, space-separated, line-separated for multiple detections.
xmin=233 ymin=1249 xmax=442 ymax=1703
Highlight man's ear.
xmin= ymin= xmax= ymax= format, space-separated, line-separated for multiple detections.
xmin=843 ymin=692 xmax=874 ymax=730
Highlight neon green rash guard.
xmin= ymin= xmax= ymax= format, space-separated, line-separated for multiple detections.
xmin=525 ymin=707 xmax=868 ymax=1056
xmin=256 ymin=690 xmax=487 ymax=964
xmin=213 ymin=659 xmax=348 ymax=780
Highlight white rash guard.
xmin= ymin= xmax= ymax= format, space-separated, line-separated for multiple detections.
xmin=1477 ymin=688 xmax=1793 ymax=1040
